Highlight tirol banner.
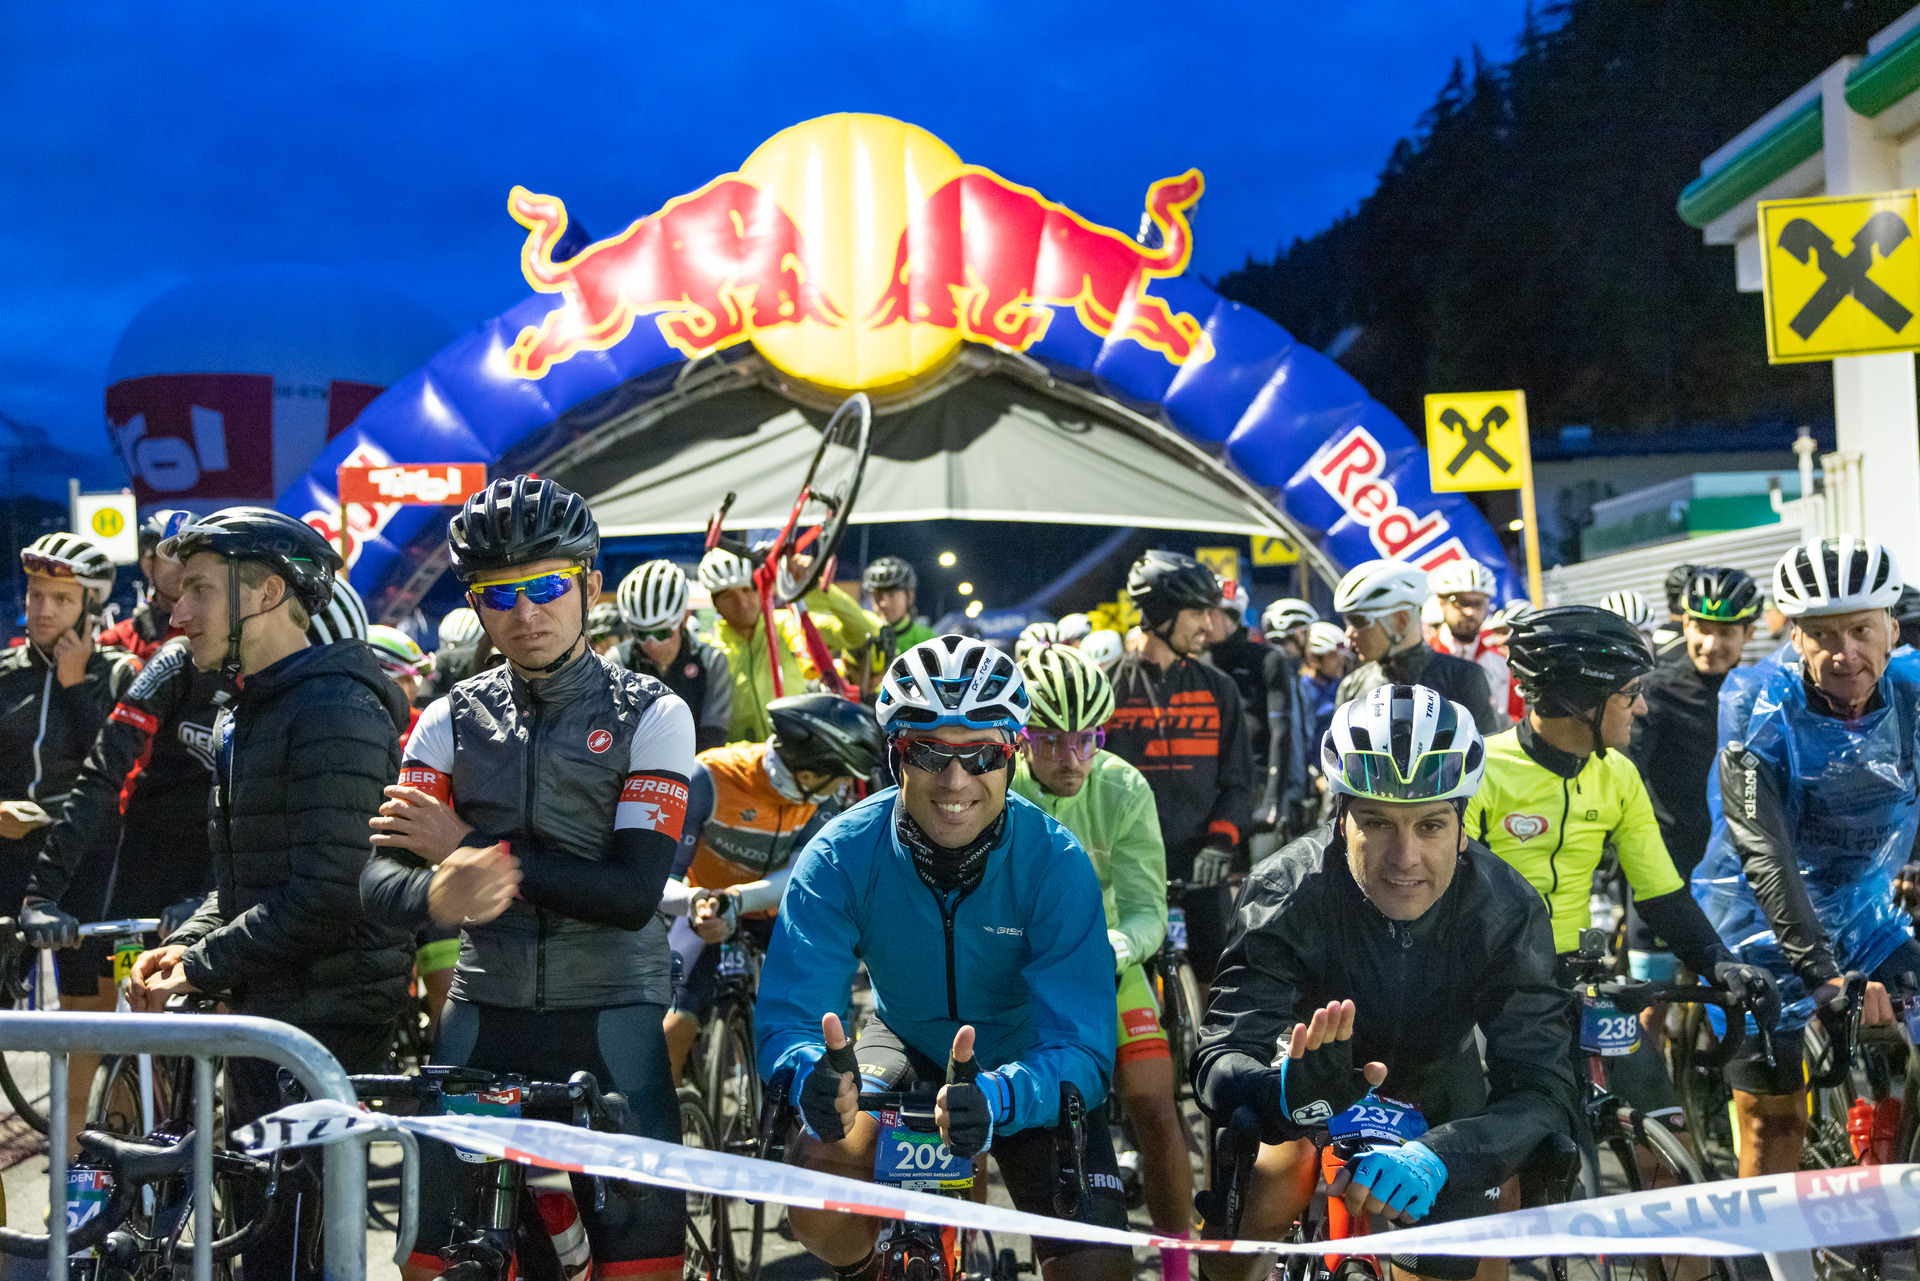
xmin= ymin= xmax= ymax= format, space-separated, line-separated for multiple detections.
xmin=273 ymin=113 xmax=1522 ymax=615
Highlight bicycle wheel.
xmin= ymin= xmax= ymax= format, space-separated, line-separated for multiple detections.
xmin=681 ymin=1089 xmax=736 ymax=1281
xmin=88 ymin=1052 xmax=178 ymax=1136
xmin=702 ymin=1005 xmax=764 ymax=1281
xmin=1597 ymin=1108 xmax=1728 ymax=1281
xmin=1669 ymin=1004 xmax=1736 ymax=1179
xmin=774 ymin=392 xmax=872 ymax=604
xmin=1159 ymin=955 xmax=1212 ymax=1190
xmin=0 ymin=1052 xmax=46 ymax=1134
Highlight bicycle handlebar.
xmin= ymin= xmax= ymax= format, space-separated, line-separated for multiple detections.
xmin=351 ymin=1065 xmax=632 ymax=1133
xmin=1592 ymin=978 xmax=1758 ymax=1070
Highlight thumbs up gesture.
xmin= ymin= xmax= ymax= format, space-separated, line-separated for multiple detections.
xmin=798 ymin=1013 xmax=862 ymax=1142
xmin=936 ymin=1025 xmax=997 ymax=1158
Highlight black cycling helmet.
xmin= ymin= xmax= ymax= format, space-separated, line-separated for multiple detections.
xmin=768 ymin=693 xmax=884 ymax=783
xmin=1507 ymin=605 xmax=1654 ymax=754
xmin=161 ymin=506 xmax=344 ymax=676
xmin=1683 ymin=566 xmax=1761 ymax=624
xmin=448 ymin=475 xmax=599 ymax=583
xmin=1663 ymin=562 xmax=1700 ymax=616
xmin=1127 ymin=550 xmax=1219 ymax=629
xmin=863 ymin=555 xmax=917 ymax=596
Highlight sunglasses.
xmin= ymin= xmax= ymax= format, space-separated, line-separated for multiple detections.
xmin=1340 ymin=611 xmax=1393 ymax=631
xmin=469 ymin=567 xmax=582 ymax=611
xmin=20 ymin=552 xmax=80 ymax=580
xmin=1028 ymin=728 xmax=1104 ymax=762
xmin=635 ymin=626 xmax=678 ymax=643
xmin=1336 ymin=750 xmax=1469 ymax=801
xmin=899 ymin=738 xmax=1019 ymax=776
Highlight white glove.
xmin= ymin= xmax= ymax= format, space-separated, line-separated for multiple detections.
xmin=1192 ymin=844 xmax=1232 ymax=888
xmin=1108 ymin=929 xmax=1133 ymax=972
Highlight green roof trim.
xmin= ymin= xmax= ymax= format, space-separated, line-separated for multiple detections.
xmin=1847 ymin=23 xmax=1920 ymax=118
xmin=1678 ymin=99 xmax=1823 ymax=229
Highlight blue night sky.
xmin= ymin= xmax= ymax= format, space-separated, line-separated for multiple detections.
xmin=2 ymin=1 xmax=1531 ymax=497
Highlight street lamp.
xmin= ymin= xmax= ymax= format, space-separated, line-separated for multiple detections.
xmin=957 ymin=582 xmax=974 ymax=596
xmin=965 ymin=600 xmax=983 ymax=619
xmin=938 ymin=551 xmax=957 ymax=567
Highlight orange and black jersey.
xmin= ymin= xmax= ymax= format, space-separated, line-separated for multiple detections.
xmin=1104 ymin=654 xmax=1255 ymax=866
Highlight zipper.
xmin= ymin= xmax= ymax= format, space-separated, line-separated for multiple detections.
xmin=1545 ymin=776 xmax=1572 ymax=901
xmin=28 ymin=661 xmax=51 ymax=801
xmin=930 ymin=885 xmax=976 ymax=1023
xmin=525 ymin=700 xmax=546 ymax=1009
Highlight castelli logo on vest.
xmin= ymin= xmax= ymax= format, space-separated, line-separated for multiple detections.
xmin=1503 ymin=813 xmax=1548 ymax=843
xmin=587 ymin=729 xmax=613 ymax=754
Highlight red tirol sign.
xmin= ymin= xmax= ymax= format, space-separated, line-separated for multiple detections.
xmin=337 ymin=463 xmax=486 ymax=506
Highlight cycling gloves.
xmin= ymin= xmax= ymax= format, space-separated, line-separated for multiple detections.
xmin=1712 ymin=960 xmax=1781 ymax=1035
xmin=1344 ymin=1141 xmax=1447 ymax=1219
xmin=799 ymin=1044 xmax=857 ymax=1141
xmin=1191 ymin=845 xmax=1232 ymax=888
xmin=1264 ymin=1035 xmax=1372 ymax=1130
xmin=19 ymin=898 xmax=78 ymax=949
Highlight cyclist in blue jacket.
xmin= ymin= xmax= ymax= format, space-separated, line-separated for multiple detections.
xmin=756 ymin=635 xmax=1130 ymax=1281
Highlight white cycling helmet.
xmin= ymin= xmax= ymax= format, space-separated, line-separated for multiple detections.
xmin=618 ymin=559 xmax=689 ymax=630
xmin=876 ymin=635 xmax=1031 ymax=736
xmin=1056 ymin=613 xmax=1094 ymax=645
xmin=22 ymin=533 xmax=116 ymax=610
xmin=438 ymin=606 xmax=482 ymax=648
xmin=1307 ymin=621 xmax=1347 ymax=657
xmin=1427 ymin=559 xmax=1497 ymax=600
xmin=1333 ymin=560 xmax=1429 ymax=620
xmin=1598 ymin=589 xmax=1656 ymax=635
xmin=307 ymin=576 xmax=368 ymax=646
xmin=1262 ymin=598 xmax=1319 ymax=638
xmin=1486 ymin=600 xmax=1533 ymax=636
xmin=1015 ymin=621 xmax=1061 ymax=661
xmin=1080 ymin=629 xmax=1124 ymax=673
xmin=698 ymin=547 xmax=755 ymax=595
xmin=1322 ymin=683 xmax=1485 ymax=803
xmin=1773 ymin=536 xmax=1904 ymax=618
xmin=1420 ymin=596 xmax=1444 ymax=626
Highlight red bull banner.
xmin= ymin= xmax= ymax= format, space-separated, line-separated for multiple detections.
xmin=275 ymin=113 xmax=1520 ymax=614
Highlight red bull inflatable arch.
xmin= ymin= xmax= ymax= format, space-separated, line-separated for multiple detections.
xmin=275 ymin=114 xmax=1522 ymax=616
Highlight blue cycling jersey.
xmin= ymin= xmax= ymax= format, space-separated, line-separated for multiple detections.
xmin=755 ymin=788 xmax=1117 ymax=1135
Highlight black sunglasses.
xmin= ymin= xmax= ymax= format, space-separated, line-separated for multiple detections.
xmin=899 ymin=738 xmax=1018 ymax=776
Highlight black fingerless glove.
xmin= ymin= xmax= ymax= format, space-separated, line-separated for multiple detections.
xmin=799 ymin=1042 xmax=857 ymax=1141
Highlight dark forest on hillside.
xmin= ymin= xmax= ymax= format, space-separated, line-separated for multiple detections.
xmin=1216 ymin=0 xmax=1916 ymax=439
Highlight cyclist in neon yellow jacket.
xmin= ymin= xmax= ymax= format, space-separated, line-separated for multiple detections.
xmin=697 ymin=548 xmax=876 ymax=743
xmin=1007 ymin=646 xmax=1195 ymax=1281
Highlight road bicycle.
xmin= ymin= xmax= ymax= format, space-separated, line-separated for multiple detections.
xmin=691 ymin=928 xmax=766 ymax=1280
xmin=1131 ymin=879 xmax=1208 ymax=1193
xmin=351 ymin=1064 xmax=635 ymax=1281
xmin=760 ymin=1045 xmax=1090 ymax=1281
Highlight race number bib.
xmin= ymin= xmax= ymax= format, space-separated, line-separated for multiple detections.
xmin=444 ymin=1088 xmax=523 ymax=1164
xmin=1328 ymin=1093 xmax=1428 ymax=1144
xmin=1166 ymin=907 xmax=1188 ymax=953
xmin=873 ymin=1110 xmax=973 ymax=1192
xmin=1580 ymin=990 xmax=1641 ymax=1056
xmin=719 ymin=941 xmax=749 ymax=978
xmin=112 ymin=938 xmax=142 ymax=986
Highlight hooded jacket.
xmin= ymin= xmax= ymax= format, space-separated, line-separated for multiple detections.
xmin=1192 ymin=822 xmax=1578 ymax=1194
xmin=171 ymin=640 xmax=412 ymax=1028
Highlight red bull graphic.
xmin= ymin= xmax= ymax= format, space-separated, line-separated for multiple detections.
xmin=865 ymin=169 xmax=1212 ymax=366
xmin=1310 ymin=425 xmax=1451 ymax=560
xmin=506 ymin=180 xmax=843 ymax=378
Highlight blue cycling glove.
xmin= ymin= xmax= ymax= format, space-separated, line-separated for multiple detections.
xmin=1344 ymin=1142 xmax=1446 ymax=1220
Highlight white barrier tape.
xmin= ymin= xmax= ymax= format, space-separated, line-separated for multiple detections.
xmin=243 ymin=1101 xmax=1920 ymax=1258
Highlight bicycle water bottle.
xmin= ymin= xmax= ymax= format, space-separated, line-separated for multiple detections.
xmin=1872 ymin=1097 xmax=1901 ymax=1164
xmin=1848 ymin=1098 xmax=1875 ymax=1162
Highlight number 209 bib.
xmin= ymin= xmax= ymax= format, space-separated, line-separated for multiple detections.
xmin=873 ymin=1109 xmax=974 ymax=1191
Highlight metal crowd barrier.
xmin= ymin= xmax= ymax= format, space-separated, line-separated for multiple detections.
xmin=0 ymin=1010 xmax=419 ymax=1281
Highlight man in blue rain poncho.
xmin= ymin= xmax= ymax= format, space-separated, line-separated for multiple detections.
xmin=1694 ymin=535 xmax=1920 ymax=1177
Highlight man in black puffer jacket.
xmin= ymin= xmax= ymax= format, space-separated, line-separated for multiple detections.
xmin=128 ymin=507 xmax=409 ymax=1281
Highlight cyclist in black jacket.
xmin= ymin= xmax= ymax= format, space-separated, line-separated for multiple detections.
xmin=1104 ymin=551 xmax=1255 ymax=986
xmin=360 ymin=476 xmax=694 ymax=1278
xmin=1333 ymin=560 xmax=1497 ymax=733
xmin=1194 ymin=686 xmax=1577 ymax=1281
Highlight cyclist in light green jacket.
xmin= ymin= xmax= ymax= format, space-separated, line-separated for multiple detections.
xmin=1010 ymin=645 xmax=1196 ymax=1279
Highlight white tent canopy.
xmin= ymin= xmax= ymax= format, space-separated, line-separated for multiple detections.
xmin=552 ymin=369 xmax=1302 ymax=541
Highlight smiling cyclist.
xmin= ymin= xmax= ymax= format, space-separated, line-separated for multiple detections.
xmin=756 ymin=635 xmax=1130 ymax=1281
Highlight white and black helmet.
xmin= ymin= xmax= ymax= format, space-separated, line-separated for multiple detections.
xmin=1773 ymin=536 xmax=1904 ymax=618
xmin=1080 ymin=629 xmax=1124 ymax=674
xmin=1015 ymin=621 xmax=1061 ymax=661
xmin=438 ymin=607 xmax=483 ymax=648
xmin=1598 ymin=589 xmax=1656 ymax=634
xmin=618 ymin=559 xmax=689 ymax=630
xmin=698 ymin=547 xmax=755 ymax=595
xmin=1307 ymin=621 xmax=1348 ymax=657
xmin=1333 ymin=560 xmax=1429 ymax=620
xmin=1020 ymin=645 xmax=1115 ymax=733
xmin=1056 ymin=613 xmax=1094 ymax=645
xmin=307 ymin=576 xmax=368 ymax=646
xmin=1261 ymin=598 xmax=1319 ymax=638
xmin=22 ymin=533 xmax=116 ymax=610
xmin=876 ymin=635 xmax=1030 ymax=736
xmin=1322 ymin=683 xmax=1486 ymax=803
xmin=1427 ymin=559 xmax=1497 ymax=599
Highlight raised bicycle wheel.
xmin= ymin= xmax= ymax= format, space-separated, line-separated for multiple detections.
xmin=701 ymin=1004 xmax=764 ymax=1281
xmin=774 ymin=393 xmax=872 ymax=604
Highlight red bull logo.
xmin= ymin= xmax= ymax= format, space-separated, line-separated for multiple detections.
xmin=1312 ymin=426 xmax=1451 ymax=560
xmin=503 ymin=115 xmax=1214 ymax=392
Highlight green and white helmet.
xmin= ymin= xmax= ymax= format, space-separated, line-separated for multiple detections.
xmin=367 ymin=624 xmax=428 ymax=678
xmin=1019 ymin=645 xmax=1115 ymax=733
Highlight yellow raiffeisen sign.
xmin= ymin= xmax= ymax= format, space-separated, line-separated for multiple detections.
xmin=1759 ymin=190 xmax=1920 ymax=362
xmin=1422 ymin=391 xmax=1526 ymax=493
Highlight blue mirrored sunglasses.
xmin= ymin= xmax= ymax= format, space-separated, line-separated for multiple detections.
xmin=470 ymin=567 xmax=582 ymax=611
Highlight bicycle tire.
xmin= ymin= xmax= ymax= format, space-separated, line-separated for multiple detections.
xmin=0 ymin=1053 xmax=46 ymax=1134
xmin=774 ymin=393 xmax=872 ymax=604
xmin=1597 ymin=1110 xmax=1728 ymax=1281
xmin=681 ymin=1090 xmax=742 ymax=1281
xmin=1670 ymin=1004 xmax=1735 ymax=1180
xmin=1161 ymin=955 xmax=1212 ymax=1190
xmin=703 ymin=1004 xmax=764 ymax=1281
